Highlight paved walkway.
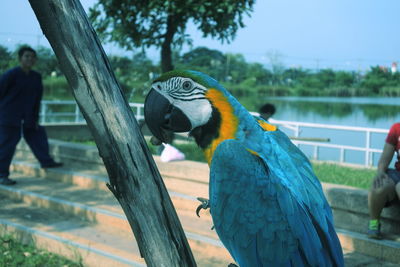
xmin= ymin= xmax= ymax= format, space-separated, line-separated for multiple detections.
xmin=344 ymin=249 xmax=399 ymax=267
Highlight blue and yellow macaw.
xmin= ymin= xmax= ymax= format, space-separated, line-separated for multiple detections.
xmin=144 ymin=70 xmax=344 ymax=267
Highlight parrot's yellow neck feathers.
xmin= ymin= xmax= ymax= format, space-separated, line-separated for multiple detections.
xmin=257 ymin=119 xmax=277 ymax=131
xmin=203 ymin=89 xmax=238 ymax=165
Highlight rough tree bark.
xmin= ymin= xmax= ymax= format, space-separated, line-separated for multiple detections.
xmin=160 ymin=15 xmax=177 ymax=72
xmin=28 ymin=1 xmax=196 ymax=266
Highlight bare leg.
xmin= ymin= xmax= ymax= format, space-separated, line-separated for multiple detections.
xmin=368 ymin=182 xmax=396 ymax=220
xmin=395 ymin=183 xmax=400 ymax=199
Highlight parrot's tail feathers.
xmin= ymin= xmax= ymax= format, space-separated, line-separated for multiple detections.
xmin=307 ymin=208 xmax=344 ymax=267
xmin=325 ymin=219 xmax=345 ymax=267
xmin=289 ymin=250 xmax=308 ymax=267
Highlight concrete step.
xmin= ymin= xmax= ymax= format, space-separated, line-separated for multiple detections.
xmin=0 ymin=197 xmax=233 ymax=267
xmin=10 ymin=160 xmax=212 ymax=227
xmin=7 ymin=161 xmax=400 ymax=265
xmin=0 ymin=197 xmax=145 ymax=267
xmin=0 ymin=171 xmax=233 ymax=266
xmin=0 ymin=172 xmax=217 ymax=240
xmin=1 ymin=196 xmax=397 ymax=267
xmin=337 ymin=228 xmax=400 ymax=264
xmin=15 ymin=140 xmax=105 ymax=173
xmin=15 ymin=139 xmax=210 ymax=184
xmin=11 ymin=159 xmax=210 ymax=200
xmin=10 ymin=140 xmax=400 ymax=265
xmin=342 ymin=248 xmax=399 ymax=267
xmin=324 ymin=183 xmax=400 ymax=236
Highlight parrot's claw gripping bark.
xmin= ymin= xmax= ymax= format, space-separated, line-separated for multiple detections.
xmin=150 ymin=136 xmax=162 ymax=146
xmin=196 ymin=197 xmax=210 ymax=217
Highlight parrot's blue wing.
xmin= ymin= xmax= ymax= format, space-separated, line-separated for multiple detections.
xmin=258 ymin=130 xmax=343 ymax=265
xmin=210 ymin=138 xmax=344 ymax=267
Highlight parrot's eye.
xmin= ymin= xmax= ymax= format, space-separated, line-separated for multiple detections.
xmin=182 ymin=80 xmax=192 ymax=90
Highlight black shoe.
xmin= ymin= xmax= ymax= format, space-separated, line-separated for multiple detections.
xmin=41 ymin=162 xmax=63 ymax=168
xmin=0 ymin=177 xmax=17 ymax=185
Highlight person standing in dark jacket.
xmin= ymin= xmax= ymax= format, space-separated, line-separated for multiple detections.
xmin=0 ymin=46 xmax=62 ymax=185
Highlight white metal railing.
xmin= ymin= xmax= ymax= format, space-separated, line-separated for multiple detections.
xmin=40 ymin=101 xmax=389 ymax=167
xmin=268 ymin=118 xmax=388 ymax=167
xmin=40 ymin=100 xmax=145 ymax=124
xmin=129 ymin=102 xmax=145 ymax=121
xmin=40 ymin=100 xmax=82 ymax=124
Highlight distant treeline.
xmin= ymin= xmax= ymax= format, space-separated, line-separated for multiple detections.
xmin=1 ymin=45 xmax=399 ymax=101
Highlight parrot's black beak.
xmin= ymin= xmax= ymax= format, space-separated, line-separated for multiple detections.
xmin=144 ymin=89 xmax=192 ymax=143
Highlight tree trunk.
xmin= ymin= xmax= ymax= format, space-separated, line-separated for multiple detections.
xmin=161 ymin=15 xmax=177 ymax=72
xmin=28 ymin=1 xmax=196 ymax=266
xmin=161 ymin=41 xmax=173 ymax=72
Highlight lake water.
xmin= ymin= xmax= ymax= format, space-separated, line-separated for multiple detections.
xmin=264 ymin=97 xmax=400 ymax=166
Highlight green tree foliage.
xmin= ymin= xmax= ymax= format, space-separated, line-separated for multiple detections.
xmin=361 ymin=66 xmax=400 ymax=95
xmin=109 ymin=52 xmax=159 ymax=101
xmin=247 ymin=62 xmax=273 ymax=86
xmin=89 ymin=0 xmax=255 ymax=72
xmin=0 ymin=45 xmax=14 ymax=73
xmin=282 ymin=68 xmax=308 ymax=86
xmin=177 ymin=47 xmax=226 ymax=81
xmin=175 ymin=47 xmax=400 ymax=98
xmin=317 ymin=69 xmax=336 ymax=88
xmin=335 ymin=71 xmax=356 ymax=87
xmin=0 ymin=45 xmax=62 ymax=77
xmin=34 ymin=46 xmax=61 ymax=77
xmin=1 ymin=45 xmax=400 ymax=100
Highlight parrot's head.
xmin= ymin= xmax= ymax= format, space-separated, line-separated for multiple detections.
xmin=144 ymin=70 xmax=241 ymax=155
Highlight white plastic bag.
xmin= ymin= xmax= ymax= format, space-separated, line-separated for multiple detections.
xmin=160 ymin=144 xmax=185 ymax=162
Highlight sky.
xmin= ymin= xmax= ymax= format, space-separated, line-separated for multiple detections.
xmin=0 ymin=0 xmax=399 ymax=71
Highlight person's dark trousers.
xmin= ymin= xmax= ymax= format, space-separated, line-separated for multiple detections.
xmin=23 ymin=126 xmax=54 ymax=167
xmin=0 ymin=125 xmax=54 ymax=177
xmin=0 ymin=126 xmax=21 ymax=177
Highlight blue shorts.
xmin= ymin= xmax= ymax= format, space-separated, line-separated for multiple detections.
xmin=385 ymin=169 xmax=400 ymax=207
xmin=387 ymin=168 xmax=400 ymax=185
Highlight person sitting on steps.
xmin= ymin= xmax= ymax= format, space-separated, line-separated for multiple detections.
xmin=368 ymin=122 xmax=400 ymax=239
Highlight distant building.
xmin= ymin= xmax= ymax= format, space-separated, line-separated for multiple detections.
xmin=391 ymin=62 xmax=397 ymax=73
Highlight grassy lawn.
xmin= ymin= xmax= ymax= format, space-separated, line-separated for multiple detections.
xmin=312 ymin=162 xmax=374 ymax=190
xmin=0 ymin=235 xmax=82 ymax=267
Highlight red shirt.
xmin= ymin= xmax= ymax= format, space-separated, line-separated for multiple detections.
xmin=385 ymin=123 xmax=400 ymax=171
